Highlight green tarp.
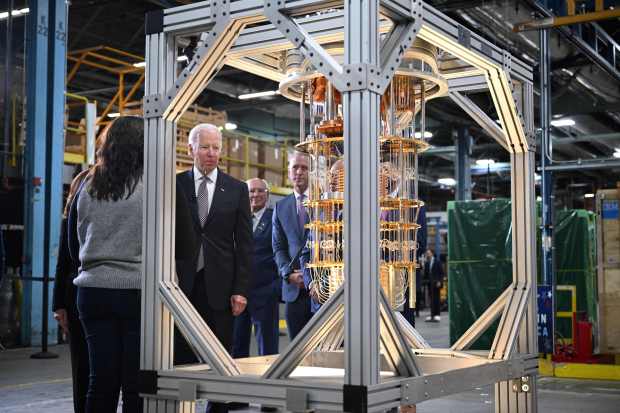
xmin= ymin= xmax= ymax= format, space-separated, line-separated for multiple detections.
xmin=448 ymin=199 xmax=597 ymax=350
xmin=447 ymin=199 xmax=512 ymax=349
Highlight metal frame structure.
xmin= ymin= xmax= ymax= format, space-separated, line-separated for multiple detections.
xmin=140 ymin=1 xmax=538 ymax=412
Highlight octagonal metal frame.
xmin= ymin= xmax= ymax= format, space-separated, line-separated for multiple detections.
xmin=140 ymin=1 xmax=538 ymax=412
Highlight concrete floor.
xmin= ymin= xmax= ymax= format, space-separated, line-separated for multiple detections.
xmin=1 ymin=310 xmax=619 ymax=412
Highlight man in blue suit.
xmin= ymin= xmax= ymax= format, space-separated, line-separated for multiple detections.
xmin=272 ymin=152 xmax=313 ymax=340
xmin=232 ymin=178 xmax=280 ymax=358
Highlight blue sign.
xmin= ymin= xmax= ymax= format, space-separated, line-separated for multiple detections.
xmin=537 ymin=285 xmax=554 ymax=354
xmin=602 ymin=200 xmax=619 ymax=220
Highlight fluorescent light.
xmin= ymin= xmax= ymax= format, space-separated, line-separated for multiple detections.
xmin=536 ymin=196 xmax=542 ymax=202
xmin=550 ymin=118 xmax=575 ymax=127
xmin=132 ymin=56 xmax=187 ymax=68
xmin=437 ymin=177 xmax=456 ymax=186
xmin=107 ymin=112 xmax=121 ymax=118
xmin=224 ymin=122 xmax=237 ymax=130
xmin=584 ymin=193 xmax=595 ymax=198
xmin=475 ymin=159 xmax=495 ymax=166
xmin=414 ymin=131 xmax=433 ymax=139
xmin=238 ymin=90 xmax=279 ymax=100
xmin=614 ymin=151 xmax=620 ymax=158
xmin=0 ymin=8 xmax=29 ymax=20
xmin=535 ymin=173 xmax=541 ymax=181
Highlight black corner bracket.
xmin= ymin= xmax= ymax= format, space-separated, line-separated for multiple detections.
xmin=145 ymin=9 xmax=164 ymax=35
xmin=138 ymin=369 xmax=158 ymax=395
xmin=343 ymin=384 xmax=368 ymax=413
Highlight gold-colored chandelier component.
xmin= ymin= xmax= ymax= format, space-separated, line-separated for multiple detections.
xmin=283 ymin=37 xmax=443 ymax=310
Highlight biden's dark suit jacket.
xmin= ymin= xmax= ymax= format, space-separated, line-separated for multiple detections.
xmin=175 ymin=168 xmax=253 ymax=310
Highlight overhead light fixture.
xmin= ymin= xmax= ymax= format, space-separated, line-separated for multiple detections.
xmin=536 ymin=196 xmax=542 ymax=202
xmin=535 ymin=173 xmax=541 ymax=181
xmin=550 ymin=118 xmax=575 ymax=127
xmin=584 ymin=193 xmax=595 ymax=198
xmin=238 ymin=90 xmax=279 ymax=100
xmin=224 ymin=122 xmax=237 ymax=130
xmin=437 ymin=177 xmax=456 ymax=186
xmin=614 ymin=151 xmax=620 ymax=159
xmin=475 ymin=159 xmax=495 ymax=166
xmin=414 ymin=131 xmax=433 ymax=139
xmin=0 ymin=7 xmax=29 ymax=20
xmin=107 ymin=112 xmax=121 ymax=118
xmin=132 ymin=56 xmax=188 ymax=68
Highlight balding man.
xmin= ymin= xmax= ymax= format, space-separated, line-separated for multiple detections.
xmin=232 ymin=178 xmax=280 ymax=359
xmin=175 ymin=124 xmax=252 ymax=379
xmin=272 ymin=151 xmax=313 ymax=339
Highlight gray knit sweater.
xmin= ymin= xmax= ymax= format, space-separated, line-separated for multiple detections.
xmin=73 ymin=180 xmax=143 ymax=289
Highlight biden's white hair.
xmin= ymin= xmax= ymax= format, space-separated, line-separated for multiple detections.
xmin=188 ymin=123 xmax=222 ymax=149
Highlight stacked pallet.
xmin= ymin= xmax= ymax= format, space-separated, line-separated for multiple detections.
xmin=596 ymin=186 xmax=620 ymax=354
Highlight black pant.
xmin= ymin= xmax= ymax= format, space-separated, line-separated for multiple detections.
xmin=174 ymin=272 xmax=234 ymax=365
xmin=174 ymin=272 xmax=234 ymax=413
xmin=77 ymin=287 xmax=142 ymax=413
xmin=284 ymin=289 xmax=312 ymax=340
xmin=430 ymin=283 xmax=441 ymax=317
xmin=400 ymin=286 xmax=416 ymax=328
xmin=68 ymin=305 xmax=89 ymax=413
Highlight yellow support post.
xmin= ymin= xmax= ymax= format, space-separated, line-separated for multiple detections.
xmin=244 ymin=136 xmax=250 ymax=180
xmin=567 ymin=0 xmax=576 ymax=16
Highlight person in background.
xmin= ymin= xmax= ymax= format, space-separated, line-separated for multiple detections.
xmin=232 ymin=178 xmax=280 ymax=359
xmin=68 ymin=116 xmax=144 ymax=412
xmin=175 ymin=123 xmax=252 ymax=413
xmin=424 ymin=248 xmax=444 ymax=322
xmin=272 ymin=152 xmax=312 ymax=340
xmin=52 ymin=168 xmax=90 ymax=413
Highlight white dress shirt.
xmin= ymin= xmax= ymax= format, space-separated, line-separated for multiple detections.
xmin=252 ymin=206 xmax=267 ymax=232
xmin=193 ymin=166 xmax=217 ymax=215
xmin=293 ymin=188 xmax=309 ymax=203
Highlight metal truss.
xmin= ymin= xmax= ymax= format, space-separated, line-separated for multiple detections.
xmin=140 ymin=1 xmax=538 ymax=412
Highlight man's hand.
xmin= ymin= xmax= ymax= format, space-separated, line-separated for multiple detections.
xmin=230 ymin=295 xmax=247 ymax=316
xmin=53 ymin=309 xmax=69 ymax=335
xmin=288 ymin=270 xmax=305 ymax=289
xmin=308 ymin=281 xmax=320 ymax=302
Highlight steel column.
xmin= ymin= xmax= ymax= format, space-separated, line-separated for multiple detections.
xmin=141 ymin=28 xmax=194 ymax=412
xmin=343 ymin=0 xmax=381 ymax=386
xmin=22 ymin=0 xmax=66 ymax=348
xmin=455 ymin=127 xmax=472 ymax=201
xmin=539 ymin=28 xmax=554 ymax=354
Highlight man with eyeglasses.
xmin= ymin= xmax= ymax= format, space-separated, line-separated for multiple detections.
xmin=232 ymin=178 xmax=280 ymax=360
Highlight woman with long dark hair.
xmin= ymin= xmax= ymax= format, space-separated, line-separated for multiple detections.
xmin=68 ymin=115 xmax=144 ymax=412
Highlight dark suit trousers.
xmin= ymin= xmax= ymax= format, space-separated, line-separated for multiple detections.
xmin=174 ymin=270 xmax=234 ymax=365
xmin=285 ymin=288 xmax=312 ymax=340
xmin=174 ymin=271 xmax=234 ymax=413
xmin=232 ymin=298 xmax=279 ymax=358
xmin=430 ymin=284 xmax=441 ymax=317
xmin=400 ymin=286 xmax=416 ymax=328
